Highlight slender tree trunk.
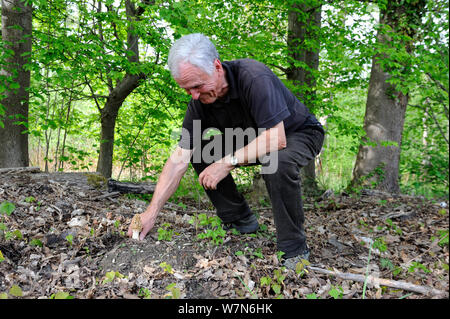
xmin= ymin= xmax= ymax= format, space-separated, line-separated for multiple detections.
xmin=286 ymin=1 xmax=322 ymax=194
xmin=0 ymin=0 xmax=32 ymax=167
xmin=351 ymin=0 xmax=427 ymax=193
xmin=95 ymin=0 xmax=150 ymax=178
xmin=96 ymin=73 xmax=144 ymax=178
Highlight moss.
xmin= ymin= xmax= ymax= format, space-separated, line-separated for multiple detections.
xmin=85 ymin=173 xmax=108 ymax=189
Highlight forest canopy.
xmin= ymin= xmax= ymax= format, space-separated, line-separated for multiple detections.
xmin=0 ymin=0 xmax=448 ymax=199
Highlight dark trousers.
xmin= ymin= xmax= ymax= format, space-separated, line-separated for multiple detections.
xmin=191 ymin=126 xmax=324 ymax=258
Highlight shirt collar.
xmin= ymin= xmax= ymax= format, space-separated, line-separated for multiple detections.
xmin=220 ymin=61 xmax=239 ymax=101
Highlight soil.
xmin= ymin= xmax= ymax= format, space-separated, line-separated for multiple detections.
xmin=0 ymin=170 xmax=448 ymax=299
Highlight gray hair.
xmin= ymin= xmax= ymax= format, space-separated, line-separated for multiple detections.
xmin=168 ymin=33 xmax=220 ymax=78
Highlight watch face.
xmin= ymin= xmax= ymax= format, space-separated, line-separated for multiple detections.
xmin=231 ymin=156 xmax=238 ymax=166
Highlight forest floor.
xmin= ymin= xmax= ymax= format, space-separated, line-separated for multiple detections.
xmin=0 ymin=169 xmax=448 ymax=300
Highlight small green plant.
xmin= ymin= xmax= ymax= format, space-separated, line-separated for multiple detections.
xmin=190 ymin=213 xmax=226 ymax=245
xmin=295 ymin=258 xmax=311 ymax=277
xmin=159 ymin=261 xmax=174 ymax=274
xmin=384 ymin=218 xmax=403 ymax=235
xmin=306 ymin=292 xmax=319 ymax=299
xmin=102 ymin=271 xmax=125 ymax=284
xmin=0 ymin=201 xmax=15 ymax=216
xmin=252 ymin=247 xmax=264 ymax=259
xmin=276 ymin=251 xmax=285 ymax=262
xmin=8 ymin=285 xmax=23 ymax=297
xmin=65 ymin=234 xmax=74 ymax=247
xmin=408 ymin=262 xmax=431 ymax=274
xmin=157 ymin=223 xmax=175 ymax=241
xmin=138 ymin=288 xmax=152 ymax=299
xmin=373 ymin=237 xmax=388 ymax=253
xmin=328 ymin=285 xmax=344 ymax=299
xmin=380 ymin=257 xmax=394 ymax=271
xmin=431 ymin=229 xmax=449 ymax=247
xmin=4 ymin=229 xmax=22 ymax=241
xmin=165 ymin=283 xmax=181 ymax=299
xmin=260 ymin=268 xmax=287 ymax=298
xmin=49 ymin=291 xmax=74 ymax=299
xmin=29 ymin=238 xmax=43 ymax=247
xmin=25 ymin=196 xmax=36 ymax=203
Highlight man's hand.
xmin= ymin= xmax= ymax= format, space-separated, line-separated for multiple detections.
xmin=127 ymin=211 xmax=157 ymax=241
xmin=198 ymin=158 xmax=234 ymax=190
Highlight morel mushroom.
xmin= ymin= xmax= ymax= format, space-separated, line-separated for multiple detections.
xmin=130 ymin=214 xmax=143 ymax=240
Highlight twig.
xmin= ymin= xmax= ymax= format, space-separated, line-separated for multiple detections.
xmin=362 ymin=243 xmax=373 ymax=299
xmin=236 ymin=274 xmax=257 ymax=299
xmin=307 ymin=266 xmax=447 ymax=297
xmin=91 ymin=191 xmax=121 ymax=200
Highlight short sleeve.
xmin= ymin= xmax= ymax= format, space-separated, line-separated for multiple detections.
xmin=245 ymin=75 xmax=291 ymax=129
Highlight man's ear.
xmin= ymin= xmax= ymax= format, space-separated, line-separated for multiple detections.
xmin=214 ymin=59 xmax=222 ymax=71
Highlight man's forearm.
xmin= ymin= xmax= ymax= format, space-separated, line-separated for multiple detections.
xmin=231 ymin=121 xmax=286 ymax=165
xmin=145 ymin=152 xmax=189 ymax=216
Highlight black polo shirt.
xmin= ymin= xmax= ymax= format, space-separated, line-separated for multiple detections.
xmin=178 ymin=58 xmax=320 ymax=150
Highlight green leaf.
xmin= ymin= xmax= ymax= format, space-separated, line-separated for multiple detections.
xmin=9 ymin=285 xmax=23 ymax=297
xmin=53 ymin=291 xmax=74 ymax=299
xmin=29 ymin=239 xmax=43 ymax=247
xmin=271 ymin=283 xmax=281 ymax=295
xmin=0 ymin=250 xmax=4 ymax=262
xmin=306 ymin=293 xmax=318 ymax=299
xmin=13 ymin=230 xmax=22 ymax=239
xmin=102 ymin=271 xmax=117 ymax=284
xmin=0 ymin=201 xmax=15 ymax=216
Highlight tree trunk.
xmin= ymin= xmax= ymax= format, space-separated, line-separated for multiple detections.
xmin=96 ymin=74 xmax=144 ymax=178
xmin=286 ymin=2 xmax=322 ymax=195
xmin=0 ymin=0 xmax=32 ymax=168
xmin=351 ymin=0 xmax=427 ymax=193
xmin=95 ymin=0 xmax=152 ymax=178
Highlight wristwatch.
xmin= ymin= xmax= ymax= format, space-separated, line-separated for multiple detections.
xmin=230 ymin=154 xmax=238 ymax=167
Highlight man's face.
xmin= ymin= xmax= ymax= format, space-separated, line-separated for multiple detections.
xmin=174 ymin=60 xmax=225 ymax=104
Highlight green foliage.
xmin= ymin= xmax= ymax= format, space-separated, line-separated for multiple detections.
xmin=373 ymin=237 xmax=388 ymax=253
xmin=159 ymin=262 xmax=174 ymax=274
xmin=8 ymin=285 xmax=23 ymax=298
xmin=49 ymin=291 xmax=74 ymax=299
xmin=431 ymin=230 xmax=449 ymax=247
xmin=165 ymin=283 xmax=181 ymax=299
xmin=0 ymin=202 xmax=15 ymax=216
xmin=328 ymin=285 xmax=344 ymax=299
xmin=1 ymin=0 xmax=446 ymax=200
xmin=190 ymin=213 xmax=226 ymax=245
xmin=260 ymin=267 xmax=287 ymax=298
xmin=408 ymin=262 xmax=431 ymax=274
xmin=102 ymin=271 xmax=125 ymax=284
xmin=157 ymin=223 xmax=175 ymax=241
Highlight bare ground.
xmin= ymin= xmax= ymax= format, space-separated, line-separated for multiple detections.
xmin=0 ymin=170 xmax=448 ymax=299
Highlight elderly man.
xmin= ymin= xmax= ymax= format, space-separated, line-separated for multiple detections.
xmin=128 ymin=33 xmax=324 ymax=268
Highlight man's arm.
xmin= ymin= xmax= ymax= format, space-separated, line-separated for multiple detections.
xmin=231 ymin=120 xmax=286 ymax=165
xmin=128 ymin=146 xmax=192 ymax=240
xmin=198 ymin=121 xmax=286 ymax=190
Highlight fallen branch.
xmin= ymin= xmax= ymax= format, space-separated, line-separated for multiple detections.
xmin=107 ymin=179 xmax=156 ymax=194
xmin=307 ymin=266 xmax=447 ymax=297
xmin=91 ymin=191 xmax=121 ymax=201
